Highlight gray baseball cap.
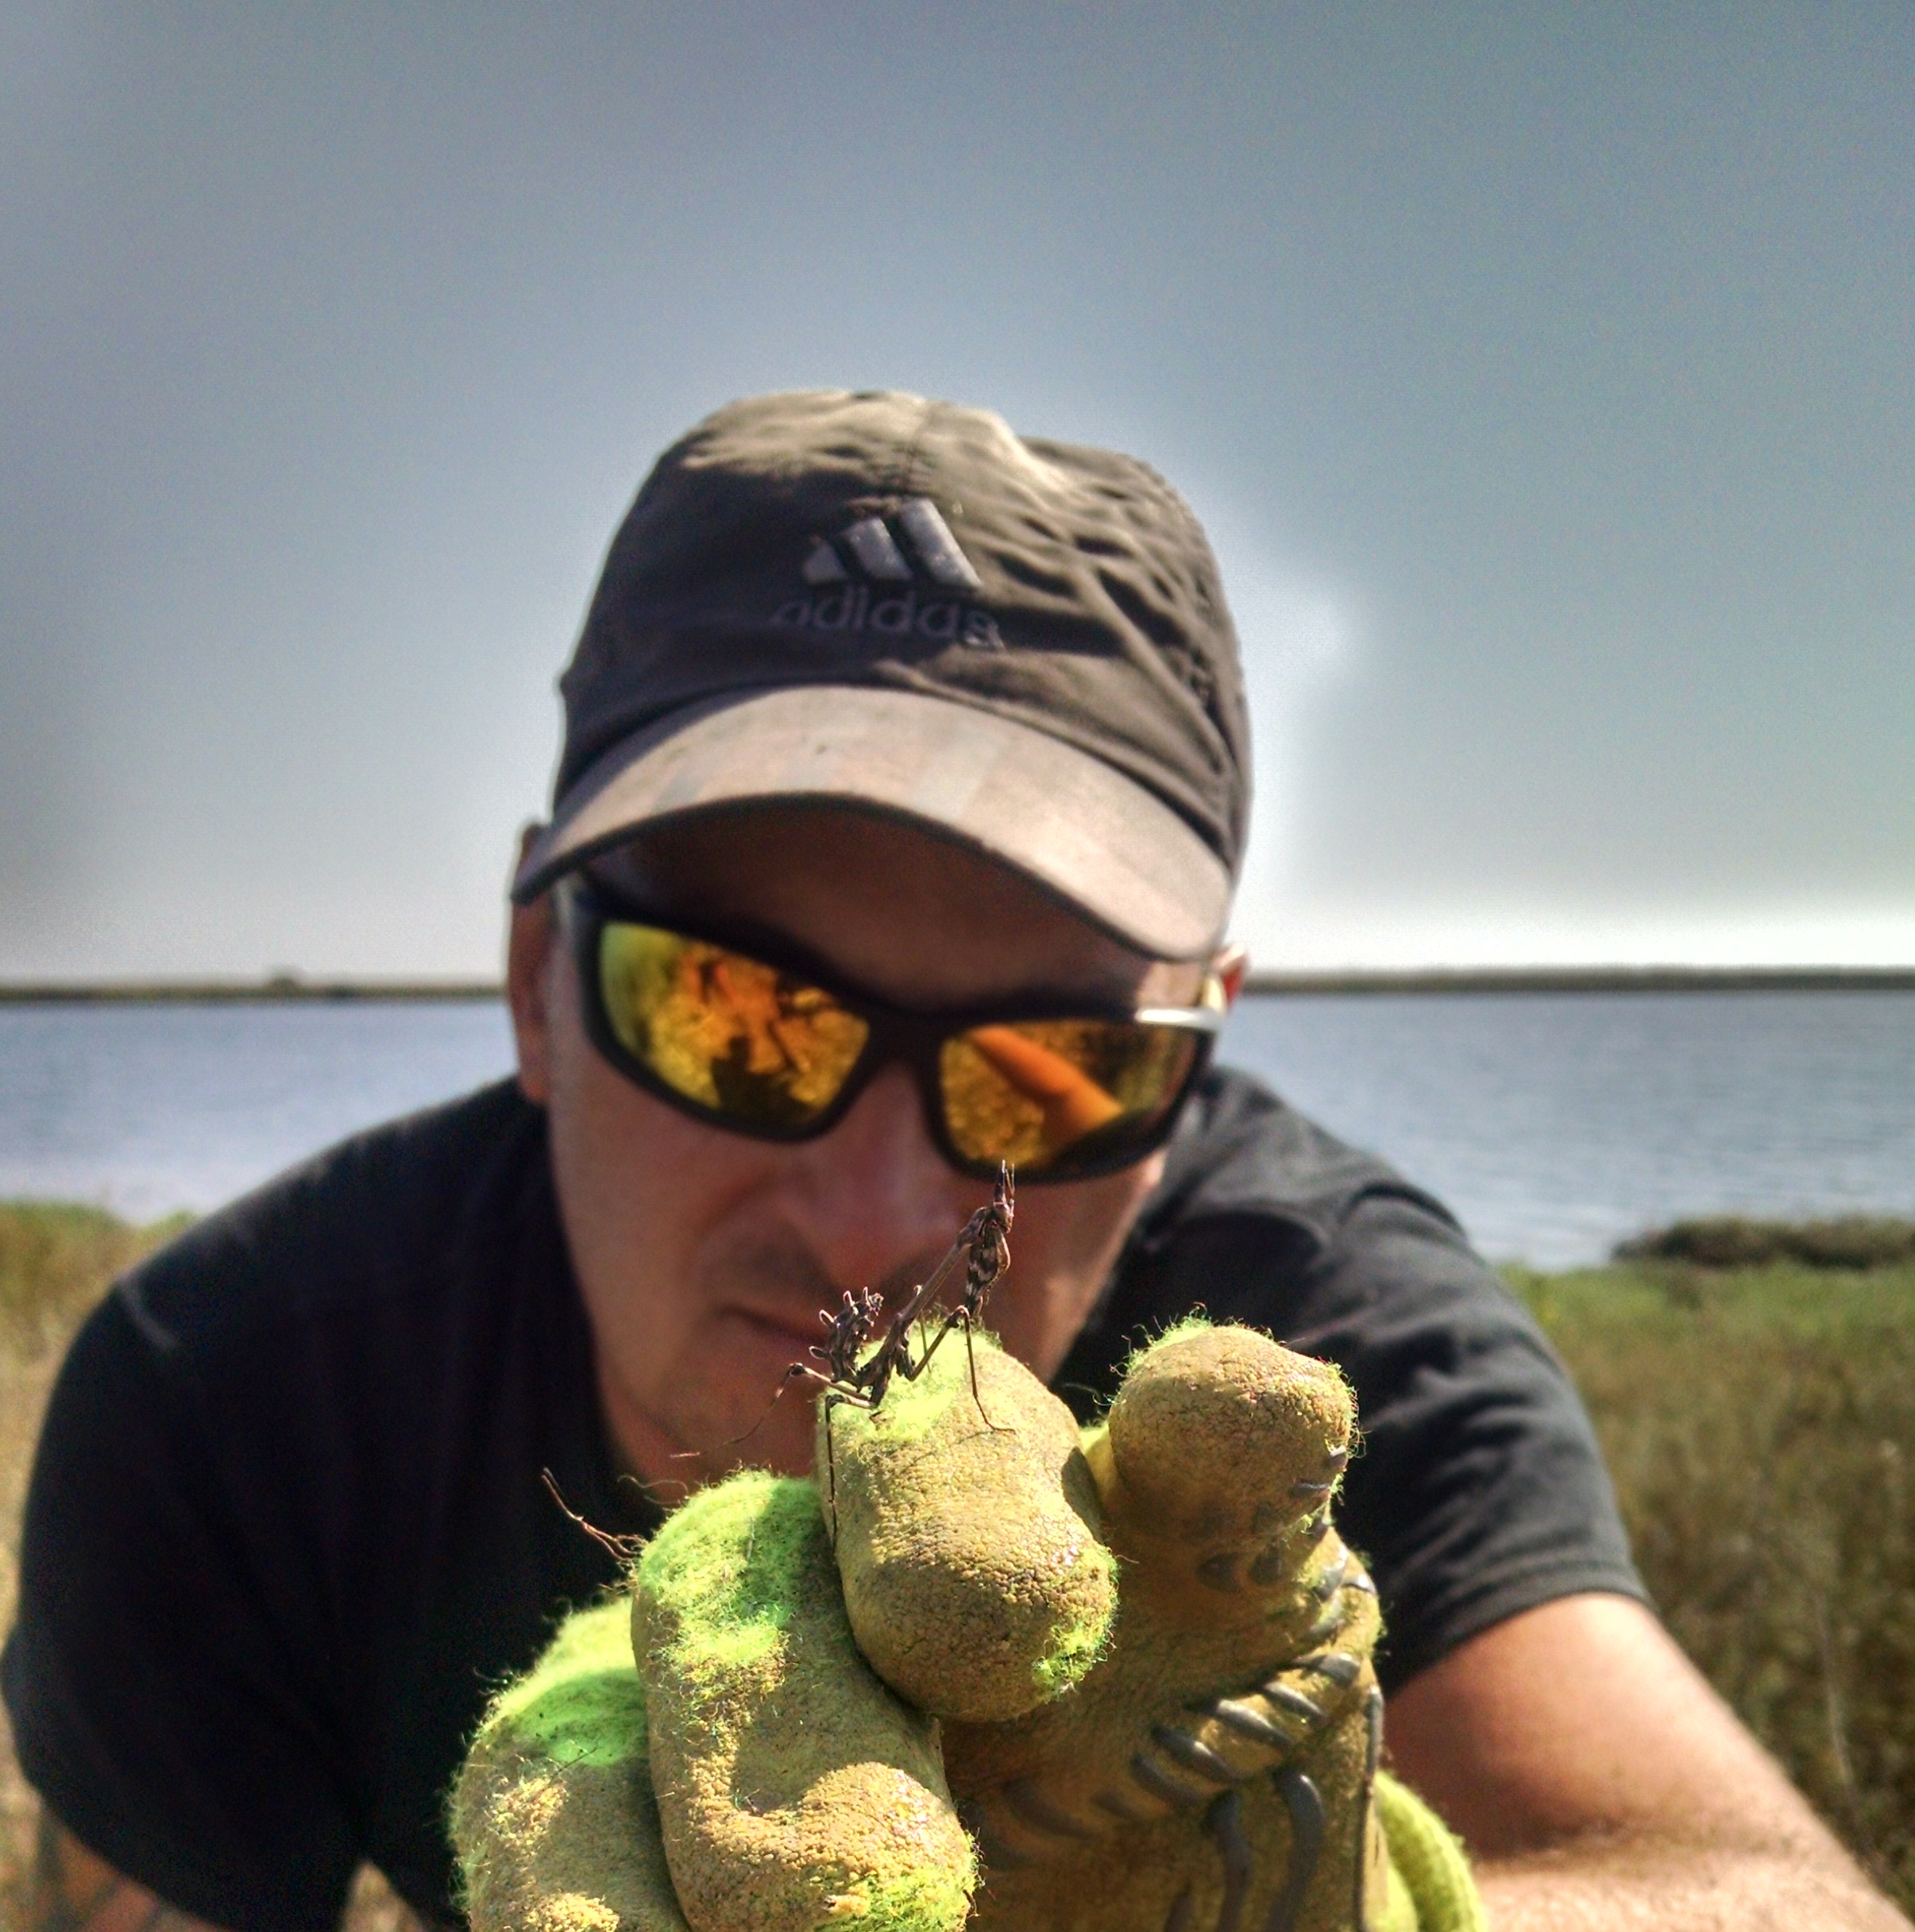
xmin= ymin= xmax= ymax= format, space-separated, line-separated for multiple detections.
xmin=514 ymin=390 xmax=1251 ymax=960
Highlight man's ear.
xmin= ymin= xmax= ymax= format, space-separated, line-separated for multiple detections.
xmin=1212 ymin=942 xmax=1249 ymax=1008
xmin=506 ymin=824 xmax=558 ymax=1105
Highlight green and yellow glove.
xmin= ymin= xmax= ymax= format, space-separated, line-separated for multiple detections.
xmin=451 ymin=1323 xmax=1482 ymax=1932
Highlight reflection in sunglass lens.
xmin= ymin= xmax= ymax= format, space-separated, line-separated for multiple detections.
xmin=597 ymin=923 xmax=869 ymax=1128
xmin=940 ymin=1020 xmax=1199 ymax=1175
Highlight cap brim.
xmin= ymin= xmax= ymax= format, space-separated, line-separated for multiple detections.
xmin=513 ymin=685 xmax=1230 ymax=960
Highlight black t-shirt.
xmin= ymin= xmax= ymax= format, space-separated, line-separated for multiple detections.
xmin=3 ymin=1071 xmax=1641 ymax=1931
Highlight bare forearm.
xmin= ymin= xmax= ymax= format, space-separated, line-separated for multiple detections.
xmin=1388 ymin=1598 xmax=1907 ymax=1932
xmin=1477 ymin=1838 xmax=1909 ymax=1932
xmin=30 ymin=1814 xmax=225 ymax=1932
xmin=29 ymin=1811 xmax=434 ymax=1932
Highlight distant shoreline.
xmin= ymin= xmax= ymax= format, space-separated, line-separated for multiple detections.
xmin=3 ymin=966 xmax=1913 ymax=1004
xmin=1241 ymin=966 xmax=1915 ymax=996
xmin=0 ymin=978 xmax=504 ymax=1005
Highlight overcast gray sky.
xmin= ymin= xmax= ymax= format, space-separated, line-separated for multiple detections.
xmin=2 ymin=2 xmax=1909 ymax=979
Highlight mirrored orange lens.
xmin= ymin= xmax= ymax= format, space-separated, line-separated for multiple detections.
xmin=939 ymin=1020 xmax=1199 ymax=1174
xmin=598 ymin=922 xmax=869 ymax=1128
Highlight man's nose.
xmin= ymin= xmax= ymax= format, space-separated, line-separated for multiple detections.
xmin=776 ymin=1063 xmax=967 ymax=1296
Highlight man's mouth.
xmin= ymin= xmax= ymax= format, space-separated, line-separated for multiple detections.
xmin=722 ymin=1304 xmax=831 ymax=1355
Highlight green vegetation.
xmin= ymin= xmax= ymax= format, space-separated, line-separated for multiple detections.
xmin=0 ymin=1201 xmax=189 ymax=1355
xmin=1508 ymin=1243 xmax=1915 ymax=1911
xmin=2 ymin=1203 xmax=1910 ymax=1919
xmin=1615 ymin=1212 xmax=1915 ymax=1272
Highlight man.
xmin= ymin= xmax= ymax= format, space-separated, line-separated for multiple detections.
xmin=7 ymin=391 xmax=1901 ymax=1932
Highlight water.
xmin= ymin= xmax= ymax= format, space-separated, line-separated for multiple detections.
xmin=1222 ymin=991 xmax=1913 ymax=1265
xmin=1 ymin=993 xmax=1909 ymax=1267
xmin=0 ymin=1001 xmax=516 ymax=1221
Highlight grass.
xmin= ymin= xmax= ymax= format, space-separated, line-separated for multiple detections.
xmin=0 ymin=1205 xmax=1909 ymax=1923
xmin=1508 ymin=1240 xmax=1915 ymax=1911
xmin=1613 ymin=1212 xmax=1915 ymax=1272
xmin=0 ymin=1203 xmax=191 ymax=1358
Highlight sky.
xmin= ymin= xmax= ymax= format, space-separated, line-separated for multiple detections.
xmin=2 ymin=2 xmax=1910 ymax=980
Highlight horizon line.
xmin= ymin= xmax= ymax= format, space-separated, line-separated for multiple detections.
xmin=3 ymin=965 xmax=1913 ymax=1004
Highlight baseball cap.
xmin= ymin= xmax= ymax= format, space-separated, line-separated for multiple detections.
xmin=513 ymin=390 xmax=1251 ymax=961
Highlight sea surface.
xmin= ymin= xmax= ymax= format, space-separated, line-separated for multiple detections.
xmin=1 ymin=992 xmax=1909 ymax=1267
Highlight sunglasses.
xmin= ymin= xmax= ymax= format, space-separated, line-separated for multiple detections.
xmin=561 ymin=881 xmax=1224 ymax=1183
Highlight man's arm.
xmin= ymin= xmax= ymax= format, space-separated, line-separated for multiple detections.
xmin=30 ymin=1814 xmax=231 ymax=1932
xmin=1387 ymin=1592 xmax=1907 ymax=1930
xmin=28 ymin=1814 xmax=431 ymax=1932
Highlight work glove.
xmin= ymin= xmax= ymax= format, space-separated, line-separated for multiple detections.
xmin=451 ymin=1321 xmax=1481 ymax=1932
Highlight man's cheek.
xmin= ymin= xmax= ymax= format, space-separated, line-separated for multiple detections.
xmin=648 ymin=1317 xmax=823 ymax=1477
xmin=998 ymin=1168 xmax=1161 ymax=1370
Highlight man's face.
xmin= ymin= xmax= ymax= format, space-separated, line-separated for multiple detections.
xmin=508 ymin=806 xmax=1225 ymax=1489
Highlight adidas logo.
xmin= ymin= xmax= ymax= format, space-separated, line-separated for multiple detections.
xmin=771 ymin=498 xmax=1002 ymax=649
xmin=800 ymin=499 xmax=981 ymax=592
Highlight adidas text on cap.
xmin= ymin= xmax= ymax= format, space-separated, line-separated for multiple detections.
xmin=514 ymin=390 xmax=1251 ymax=961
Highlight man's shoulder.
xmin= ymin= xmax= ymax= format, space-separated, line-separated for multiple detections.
xmin=9 ymin=1080 xmax=601 ymax=1932
xmin=111 ymin=1077 xmax=552 ymax=1360
xmin=1058 ymin=1066 xmax=1482 ymax=1414
xmin=1136 ymin=1063 xmax=1461 ymax=1257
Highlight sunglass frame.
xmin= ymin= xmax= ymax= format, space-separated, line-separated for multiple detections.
xmin=560 ymin=878 xmax=1223 ymax=1183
